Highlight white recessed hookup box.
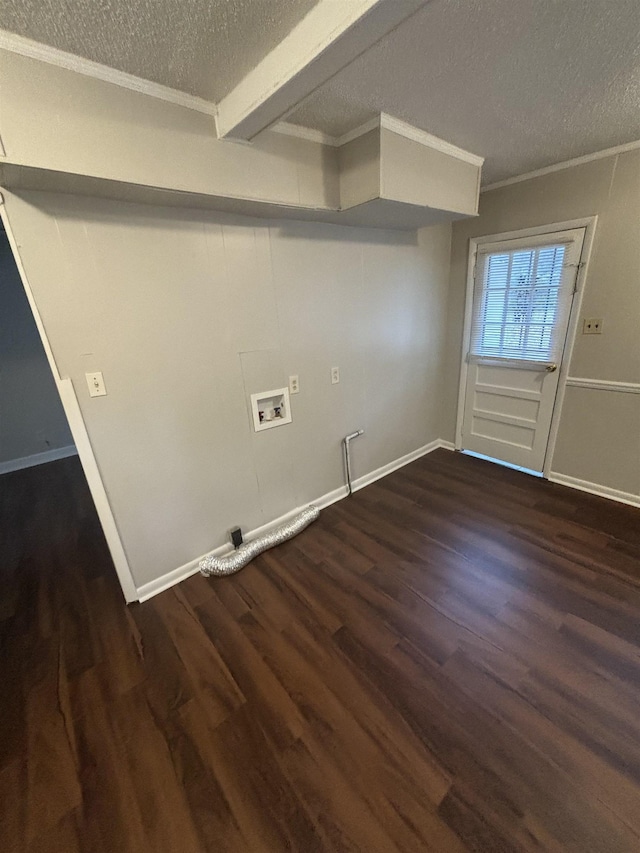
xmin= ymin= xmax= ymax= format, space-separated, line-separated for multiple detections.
xmin=250 ymin=387 xmax=292 ymax=432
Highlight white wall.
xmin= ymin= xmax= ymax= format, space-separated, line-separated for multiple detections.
xmin=0 ymin=51 xmax=480 ymax=229
xmin=0 ymin=51 xmax=339 ymax=212
xmin=4 ymin=191 xmax=452 ymax=589
xmin=443 ymin=149 xmax=640 ymax=501
xmin=0 ymin=229 xmax=73 ymax=467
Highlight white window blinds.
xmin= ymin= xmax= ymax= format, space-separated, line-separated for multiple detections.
xmin=470 ymin=242 xmax=573 ymax=362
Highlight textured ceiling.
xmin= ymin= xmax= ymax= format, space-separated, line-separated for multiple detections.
xmin=2 ymin=0 xmax=639 ymax=185
xmin=0 ymin=0 xmax=319 ymax=101
xmin=288 ymin=0 xmax=640 ymax=184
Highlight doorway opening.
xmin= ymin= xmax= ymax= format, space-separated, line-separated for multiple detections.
xmin=0 ymin=217 xmax=137 ymax=602
xmin=0 ymin=228 xmax=76 ymax=472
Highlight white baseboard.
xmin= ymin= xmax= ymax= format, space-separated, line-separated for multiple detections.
xmin=136 ymin=554 xmax=205 ymax=602
xmin=136 ymin=484 xmax=351 ymax=602
xmin=136 ymin=438 xmax=452 ymax=602
xmin=0 ymin=444 xmax=77 ymax=476
xmin=351 ymin=438 xmax=446 ymax=493
xmin=548 ymin=472 xmax=640 ymax=509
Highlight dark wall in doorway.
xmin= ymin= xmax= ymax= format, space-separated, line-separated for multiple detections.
xmin=0 ymin=230 xmax=73 ymax=469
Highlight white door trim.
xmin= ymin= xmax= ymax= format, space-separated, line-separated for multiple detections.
xmin=455 ymin=216 xmax=598 ymax=479
xmin=0 ymin=195 xmax=138 ymax=602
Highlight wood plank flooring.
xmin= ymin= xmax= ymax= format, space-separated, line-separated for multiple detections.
xmin=2 ymin=449 xmax=640 ymax=852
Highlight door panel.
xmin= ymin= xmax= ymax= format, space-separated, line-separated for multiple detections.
xmin=463 ymin=361 xmax=557 ymax=469
xmin=474 ymin=390 xmax=540 ymax=420
xmin=461 ymin=228 xmax=585 ymax=472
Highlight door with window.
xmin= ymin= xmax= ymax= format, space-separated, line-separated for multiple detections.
xmin=460 ymin=228 xmax=585 ymax=472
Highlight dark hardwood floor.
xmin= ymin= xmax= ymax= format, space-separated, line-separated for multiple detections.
xmin=2 ymin=450 xmax=640 ymax=852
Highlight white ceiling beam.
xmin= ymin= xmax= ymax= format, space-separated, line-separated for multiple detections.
xmin=216 ymin=0 xmax=428 ymax=141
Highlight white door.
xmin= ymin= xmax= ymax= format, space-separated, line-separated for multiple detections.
xmin=460 ymin=228 xmax=585 ymax=472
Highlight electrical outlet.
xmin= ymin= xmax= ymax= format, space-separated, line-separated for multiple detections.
xmin=582 ymin=318 xmax=603 ymax=335
xmin=85 ymin=371 xmax=107 ymax=397
xmin=331 ymin=366 xmax=340 ymax=384
xmin=289 ymin=375 xmax=299 ymax=394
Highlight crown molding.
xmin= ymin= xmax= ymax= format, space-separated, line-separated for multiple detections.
xmin=270 ymin=116 xmax=380 ymax=148
xmin=0 ymin=29 xmax=218 ymax=118
xmin=335 ymin=117 xmax=381 ymax=147
xmin=268 ymin=122 xmax=338 ymax=147
xmin=379 ymin=114 xmax=484 ymax=166
xmin=482 ymin=138 xmax=640 ymax=192
xmin=270 ymin=114 xmax=483 ymax=166
xmin=275 ymin=121 xmax=640 ymax=185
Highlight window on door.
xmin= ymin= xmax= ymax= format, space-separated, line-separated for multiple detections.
xmin=470 ymin=242 xmax=572 ymax=363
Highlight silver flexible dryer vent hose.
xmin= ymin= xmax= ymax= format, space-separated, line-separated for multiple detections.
xmin=199 ymin=505 xmax=320 ymax=577
xmin=343 ymin=429 xmax=364 ymax=495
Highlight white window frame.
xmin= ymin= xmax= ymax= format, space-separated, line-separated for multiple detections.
xmin=471 ymin=233 xmax=578 ymax=364
xmin=455 ymin=217 xmax=598 ymax=479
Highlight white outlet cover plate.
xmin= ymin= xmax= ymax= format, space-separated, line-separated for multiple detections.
xmin=582 ymin=318 xmax=603 ymax=334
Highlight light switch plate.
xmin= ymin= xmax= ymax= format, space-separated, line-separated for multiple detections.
xmin=86 ymin=371 xmax=107 ymax=397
